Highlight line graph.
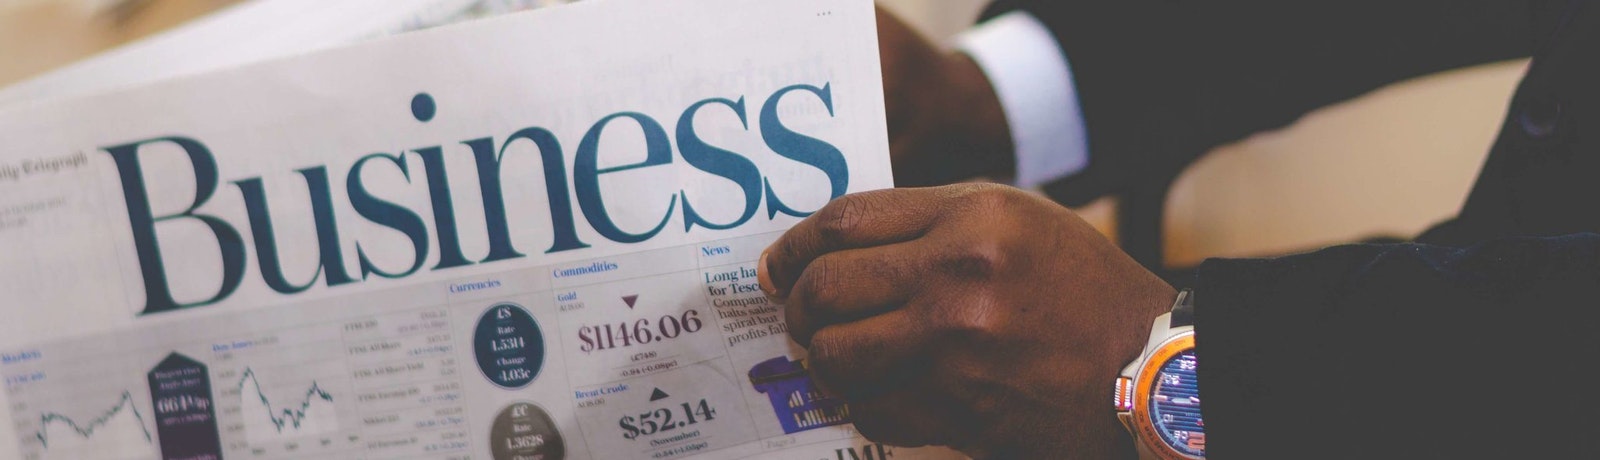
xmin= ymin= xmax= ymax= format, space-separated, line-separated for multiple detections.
xmin=204 ymin=330 xmax=362 ymax=457
xmin=34 ymin=390 xmax=152 ymax=447
xmin=30 ymin=390 xmax=157 ymax=459
xmin=235 ymin=367 xmax=339 ymax=443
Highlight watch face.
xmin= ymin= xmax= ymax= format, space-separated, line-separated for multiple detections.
xmin=1148 ymin=348 xmax=1204 ymax=457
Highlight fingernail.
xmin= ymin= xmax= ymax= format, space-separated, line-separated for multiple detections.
xmin=757 ymin=249 xmax=779 ymax=298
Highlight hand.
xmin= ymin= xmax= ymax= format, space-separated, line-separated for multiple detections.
xmin=876 ymin=7 xmax=1014 ymax=186
xmin=757 ymin=184 xmax=1177 ymax=458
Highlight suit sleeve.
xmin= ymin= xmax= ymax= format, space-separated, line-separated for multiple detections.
xmin=980 ymin=1 xmax=1538 ymax=204
xmin=1194 ymin=233 xmax=1600 ymax=458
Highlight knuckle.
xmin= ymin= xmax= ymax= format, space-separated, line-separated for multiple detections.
xmin=953 ymin=307 xmax=1003 ymax=340
xmin=805 ymin=331 xmax=849 ymax=376
xmin=934 ymin=366 xmax=1004 ymax=420
xmin=936 ymin=293 xmax=1005 ymax=342
xmin=796 ymin=256 xmax=840 ymax=306
xmin=957 ymin=183 xmax=1019 ymax=210
xmin=965 ymin=385 xmax=1006 ymax=419
xmin=941 ymin=241 xmax=1006 ymax=280
xmin=816 ymin=195 xmax=870 ymax=244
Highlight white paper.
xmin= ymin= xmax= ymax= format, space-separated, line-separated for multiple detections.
xmin=0 ymin=0 xmax=962 ymax=458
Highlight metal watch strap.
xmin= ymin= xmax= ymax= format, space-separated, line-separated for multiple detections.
xmin=1116 ymin=288 xmax=1200 ymax=460
xmin=1168 ymin=289 xmax=1194 ymax=329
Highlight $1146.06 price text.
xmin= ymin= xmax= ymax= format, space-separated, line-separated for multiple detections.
xmin=578 ymin=310 xmax=703 ymax=353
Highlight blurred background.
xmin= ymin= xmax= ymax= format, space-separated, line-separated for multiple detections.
xmin=0 ymin=0 xmax=1527 ymax=268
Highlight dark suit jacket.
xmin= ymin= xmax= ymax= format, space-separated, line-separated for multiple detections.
xmin=984 ymin=1 xmax=1600 ymax=457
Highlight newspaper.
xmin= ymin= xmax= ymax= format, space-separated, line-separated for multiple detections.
xmin=0 ymin=0 xmax=963 ymax=458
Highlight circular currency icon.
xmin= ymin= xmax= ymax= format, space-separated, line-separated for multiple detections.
xmin=473 ymin=303 xmax=546 ymax=389
xmin=490 ymin=401 xmax=565 ymax=460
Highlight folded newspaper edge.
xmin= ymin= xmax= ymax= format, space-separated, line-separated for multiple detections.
xmin=0 ymin=0 xmax=964 ymax=458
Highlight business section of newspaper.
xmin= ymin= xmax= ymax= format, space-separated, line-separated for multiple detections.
xmin=0 ymin=231 xmax=961 ymax=460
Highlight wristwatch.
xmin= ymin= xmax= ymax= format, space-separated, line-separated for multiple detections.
xmin=1113 ymin=288 xmax=1204 ymax=459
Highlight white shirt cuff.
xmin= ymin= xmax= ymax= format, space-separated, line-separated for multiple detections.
xmin=955 ymin=11 xmax=1089 ymax=188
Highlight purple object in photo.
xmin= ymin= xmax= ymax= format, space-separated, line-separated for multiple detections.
xmin=748 ymin=356 xmax=851 ymax=434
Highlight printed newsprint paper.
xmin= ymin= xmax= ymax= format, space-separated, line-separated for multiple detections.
xmin=0 ymin=0 xmax=963 ymax=458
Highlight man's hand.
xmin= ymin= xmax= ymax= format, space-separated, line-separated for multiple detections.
xmin=758 ymin=184 xmax=1176 ymax=458
xmin=877 ymin=7 xmax=1014 ymax=186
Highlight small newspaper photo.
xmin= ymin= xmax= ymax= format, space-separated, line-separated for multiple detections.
xmin=0 ymin=1 xmax=964 ymax=459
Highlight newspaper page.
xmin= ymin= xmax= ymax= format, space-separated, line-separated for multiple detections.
xmin=0 ymin=0 xmax=964 ymax=459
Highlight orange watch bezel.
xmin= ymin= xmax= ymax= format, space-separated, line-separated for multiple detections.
xmin=1131 ymin=331 xmax=1201 ymax=460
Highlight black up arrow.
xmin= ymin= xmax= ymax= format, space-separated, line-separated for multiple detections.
xmin=649 ymin=388 xmax=670 ymax=402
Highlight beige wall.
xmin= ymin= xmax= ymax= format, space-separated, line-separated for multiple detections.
xmin=1165 ymin=62 xmax=1523 ymax=264
xmin=0 ymin=0 xmax=243 ymax=87
xmin=876 ymin=0 xmax=988 ymax=43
